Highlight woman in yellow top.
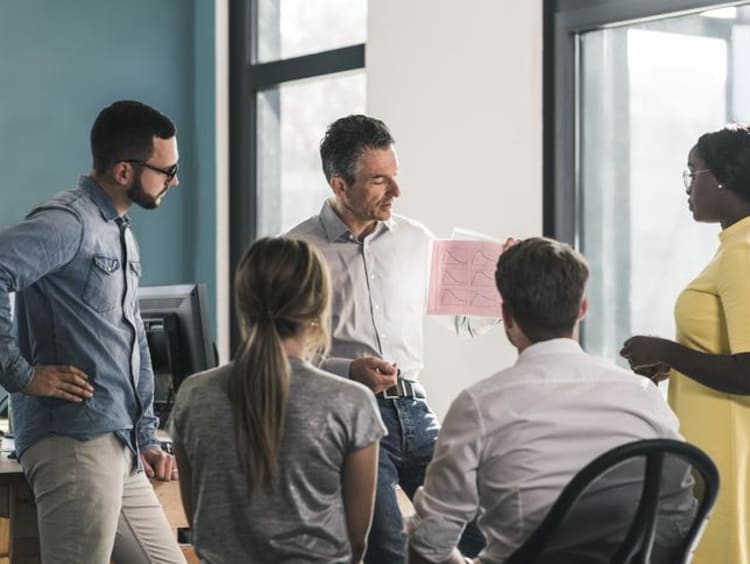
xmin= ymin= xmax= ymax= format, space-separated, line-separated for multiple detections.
xmin=621 ymin=124 xmax=750 ymax=564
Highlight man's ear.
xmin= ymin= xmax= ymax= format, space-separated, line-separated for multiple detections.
xmin=501 ymin=302 xmax=514 ymax=331
xmin=330 ymin=175 xmax=348 ymax=199
xmin=111 ymin=162 xmax=132 ymax=187
xmin=577 ymin=295 xmax=588 ymax=321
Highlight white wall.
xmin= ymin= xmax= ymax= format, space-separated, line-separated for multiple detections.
xmin=367 ymin=0 xmax=544 ymax=418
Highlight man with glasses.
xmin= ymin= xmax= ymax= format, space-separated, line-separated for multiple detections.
xmin=0 ymin=100 xmax=185 ymax=563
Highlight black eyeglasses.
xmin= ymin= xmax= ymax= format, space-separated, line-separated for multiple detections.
xmin=125 ymin=160 xmax=178 ymax=183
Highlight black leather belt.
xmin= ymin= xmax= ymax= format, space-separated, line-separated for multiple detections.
xmin=377 ymin=378 xmax=426 ymax=399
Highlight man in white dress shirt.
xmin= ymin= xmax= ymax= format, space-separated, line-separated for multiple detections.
xmin=288 ymin=115 xmax=485 ymax=563
xmin=408 ymin=237 xmax=692 ymax=564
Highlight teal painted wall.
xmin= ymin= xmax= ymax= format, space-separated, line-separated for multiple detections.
xmin=0 ymin=0 xmax=217 ymax=337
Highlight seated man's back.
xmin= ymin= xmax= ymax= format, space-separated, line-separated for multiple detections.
xmin=408 ymin=238 xmax=694 ymax=564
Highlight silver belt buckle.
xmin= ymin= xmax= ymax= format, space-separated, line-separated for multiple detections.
xmin=382 ymin=378 xmax=409 ymax=399
xmin=399 ymin=378 xmax=411 ymax=397
xmin=382 ymin=385 xmax=400 ymax=399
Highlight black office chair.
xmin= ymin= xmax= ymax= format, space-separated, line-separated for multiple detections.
xmin=504 ymin=439 xmax=719 ymax=564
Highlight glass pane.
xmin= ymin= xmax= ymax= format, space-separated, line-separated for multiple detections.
xmin=257 ymin=0 xmax=367 ymax=62
xmin=579 ymin=6 xmax=750 ymax=364
xmin=257 ymin=70 xmax=366 ymax=236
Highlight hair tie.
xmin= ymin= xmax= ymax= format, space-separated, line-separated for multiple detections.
xmin=253 ymin=310 xmax=275 ymax=322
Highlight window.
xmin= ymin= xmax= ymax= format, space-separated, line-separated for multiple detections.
xmin=256 ymin=0 xmax=366 ymax=62
xmin=229 ymin=1 xmax=366 ymax=349
xmin=546 ymin=1 xmax=750 ymax=361
xmin=257 ymin=71 xmax=366 ymax=235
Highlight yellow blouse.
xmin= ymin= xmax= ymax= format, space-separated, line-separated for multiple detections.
xmin=669 ymin=215 xmax=750 ymax=564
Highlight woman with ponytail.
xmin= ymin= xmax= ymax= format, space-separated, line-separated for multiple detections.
xmin=170 ymin=237 xmax=386 ymax=563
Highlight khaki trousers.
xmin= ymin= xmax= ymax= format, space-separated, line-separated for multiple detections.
xmin=21 ymin=433 xmax=186 ymax=564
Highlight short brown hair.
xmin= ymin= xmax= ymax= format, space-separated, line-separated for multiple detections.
xmin=495 ymin=237 xmax=589 ymax=342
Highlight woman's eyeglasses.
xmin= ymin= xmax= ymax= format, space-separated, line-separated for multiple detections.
xmin=682 ymin=169 xmax=711 ymax=190
xmin=125 ymin=159 xmax=178 ymax=183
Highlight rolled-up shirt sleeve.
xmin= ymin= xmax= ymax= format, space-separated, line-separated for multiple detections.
xmin=409 ymin=389 xmax=483 ymax=562
xmin=0 ymin=209 xmax=82 ymax=392
xmin=321 ymin=356 xmax=352 ymax=379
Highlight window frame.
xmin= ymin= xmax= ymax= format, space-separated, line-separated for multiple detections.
xmin=229 ymin=0 xmax=365 ymax=351
xmin=543 ymin=0 xmax=746 ymax=244
xmin=544 ymin=0 xmax=747 ymax=353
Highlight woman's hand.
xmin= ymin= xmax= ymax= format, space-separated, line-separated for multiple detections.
xmin=634 ymin=362 xmax=671 ymax=383
xmin=620 ymin=335 xmax=673 ymax=381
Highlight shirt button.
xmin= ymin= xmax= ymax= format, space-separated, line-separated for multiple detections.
xmin=370 ymin=274 xmax=376 ymax=279
xmin=374 ymin=304 xmax=380 ymax=310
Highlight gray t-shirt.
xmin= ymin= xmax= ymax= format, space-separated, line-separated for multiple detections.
xmin=170 ymin=358 xmax=386 ymax=564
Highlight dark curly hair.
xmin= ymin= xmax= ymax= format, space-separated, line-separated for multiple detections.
xmin=695 ymin=124 xmax=750 ymax=201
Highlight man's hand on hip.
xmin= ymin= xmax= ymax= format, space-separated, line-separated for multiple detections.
xmin=23 ymin=365 xmax=94 ymax=402
xmin=350 ymin=357 xmax=398 ymax=394
xmin=141 ymin=448 xmax=178 ymax=481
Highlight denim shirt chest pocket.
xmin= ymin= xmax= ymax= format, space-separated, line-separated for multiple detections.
xmin=82 ymin=255 xmax=122 ymax=312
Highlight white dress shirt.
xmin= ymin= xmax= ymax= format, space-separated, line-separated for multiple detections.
xmin=288 ymin=201 xmax=431 ymax=379
xmin=409 ymin=338 xmax=685 ymax=563
xmin=288 ymin=201 xmax=491 ymax=380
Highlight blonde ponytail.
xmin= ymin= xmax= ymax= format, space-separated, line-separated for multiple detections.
xmin=230 ymin=237 xmax=330 ymax=494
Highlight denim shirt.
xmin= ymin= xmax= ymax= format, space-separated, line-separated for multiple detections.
xmin=0 ymin=176 xmax=159 ymax=459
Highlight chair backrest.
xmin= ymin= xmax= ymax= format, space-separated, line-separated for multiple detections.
xmin=503 ymin=439 xmax=719 ymax=564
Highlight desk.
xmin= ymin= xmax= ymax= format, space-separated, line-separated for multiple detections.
xmin=0 ymin=451 xmax=38 ymax=563
xmin=0 ymin=450 xmax=194 ymax=564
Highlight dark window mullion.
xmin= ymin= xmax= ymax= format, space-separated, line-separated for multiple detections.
xmin=251 ymin=44 xmax=365 ymax=89
xmin=229 ymin=0 xmax=256 ymax=354
xmin=230 ymin=1 xmax=366 ymax=354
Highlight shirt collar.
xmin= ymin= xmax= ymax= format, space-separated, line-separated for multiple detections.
xmin=517 ymin=338 xmax=583 ymax=363
xmin=319 ymin=200 xmax=395 ymax=242
xmin=719 ymin=214 xmax=750 ymax=244
xmin=79 ymin=175 xmax=125 ymax=224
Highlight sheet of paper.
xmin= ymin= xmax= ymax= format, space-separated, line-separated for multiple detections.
xmin=450 ymin=227 xmax=502 ymax=243
xmin=427 ymin=240 xmax=503 ymax=317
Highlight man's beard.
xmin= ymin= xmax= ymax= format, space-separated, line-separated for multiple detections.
xmin=126 ymin=175 xmax=169 ymax=210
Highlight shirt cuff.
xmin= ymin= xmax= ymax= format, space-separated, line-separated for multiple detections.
xmin=139 ymin=436 xmax=162 ymax=452
xmin=322 ymin=357 xmax=351 ymax=379
xmin=408 ymin=512 xmax=466 ymax=563
xmin=138 ymin=424 xmax=161 ymax=452
xmin=2 ymin=355 xmax=34 ymax=393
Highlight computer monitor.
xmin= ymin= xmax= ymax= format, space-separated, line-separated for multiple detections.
xmin=138 ymin=283 xmax=217 ymax=427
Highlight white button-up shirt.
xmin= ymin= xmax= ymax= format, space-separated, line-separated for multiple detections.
xmin=288 ymin=202 xmax=433 ymax=380
xmin=409 ymin=338 xmax=685 ymax=563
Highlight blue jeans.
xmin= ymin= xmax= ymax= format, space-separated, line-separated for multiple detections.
xmin=365 ymin=397 xmax=485 ymax=564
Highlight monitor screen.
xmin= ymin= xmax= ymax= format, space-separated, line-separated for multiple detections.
xmin=138 ymin=283 xmax=217 ymax=426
